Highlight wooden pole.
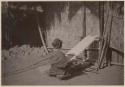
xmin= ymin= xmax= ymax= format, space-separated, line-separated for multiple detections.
xmin=83 ymin=2 xmax=86 ymax=38
xmin=36 ymin=12 xmax=49 ymax=54
xmin=97 ymin=2 xmax=104 ymax=70
xmin=111 ymin=62 xmax=124 ymax=66
xmin=37 ymin=23 xmax=49 ymax=54
xmin=97 ymin=2 xmax=102 ymax=69
xmin=99 ymin=2 xmax=104 ymax=36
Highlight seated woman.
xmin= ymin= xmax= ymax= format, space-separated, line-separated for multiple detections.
xmin=48 ymin=38 xmax=92 ymax=79
xmin=48 ymin=38 xmax=70 ymax=79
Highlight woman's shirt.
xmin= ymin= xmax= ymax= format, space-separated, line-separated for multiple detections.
xmin=48 ymin=49 xmax=69 ymax=75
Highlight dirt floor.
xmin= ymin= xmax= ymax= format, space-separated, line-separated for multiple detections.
xmin=2 ymin=45 xmax=124 ymax=85
xmin=2 ymin=65 xmax=124 ymax=85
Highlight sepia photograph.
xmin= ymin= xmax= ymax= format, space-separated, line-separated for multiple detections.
xmin=1 ymin=1 xmax=124 ymax=85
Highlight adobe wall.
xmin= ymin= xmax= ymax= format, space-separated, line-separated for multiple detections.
xmin=46 ymin=5 xmax=100 ymax=49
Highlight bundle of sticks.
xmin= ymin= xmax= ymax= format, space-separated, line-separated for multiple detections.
xmin=98 ymin=3 xmax=113 ymax=69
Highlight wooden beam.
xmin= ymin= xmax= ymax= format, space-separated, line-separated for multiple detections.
xmin=110 ymin=47 xmax=124 ymax=57
xmin=111 ymin=62 xmax=124 ymax=66
xmin=47 ymin=47 xmax=99 ymax=51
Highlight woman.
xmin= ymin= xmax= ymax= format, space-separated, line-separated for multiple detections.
xmin=48 ymin=38 xmax=91 ymax=79
xmin=48 ymin=38 xmax=71 ymax=79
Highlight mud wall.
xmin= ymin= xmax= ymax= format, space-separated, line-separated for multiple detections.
xmin=110 ymin=13 xmax=124 ymax=63
xmin=46 ymin=4 xmax=100 ymax=49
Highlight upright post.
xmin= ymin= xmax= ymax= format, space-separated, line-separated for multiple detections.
xmin=83 ymin=2 xmax=86 ymax=38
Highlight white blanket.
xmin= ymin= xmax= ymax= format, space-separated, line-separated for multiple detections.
xmin=66 ymin=35 xmax=98 ymax=60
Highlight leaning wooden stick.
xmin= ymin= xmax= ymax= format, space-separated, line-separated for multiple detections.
xmin=36 ymin=12 xmax=49 ymax=54
xmin=37 ymin=23 xmax=49 ymax=54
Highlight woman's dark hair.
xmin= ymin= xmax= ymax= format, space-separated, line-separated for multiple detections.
xmin=52 ymin=38 xmax=62 ymax=49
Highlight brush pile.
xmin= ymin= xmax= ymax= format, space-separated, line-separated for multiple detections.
xmin=2 ymin=45 xmax=47 ymax=74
